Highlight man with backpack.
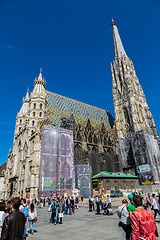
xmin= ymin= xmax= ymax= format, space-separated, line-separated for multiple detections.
xmin=20 ymin=199 xmax=29 ymax=240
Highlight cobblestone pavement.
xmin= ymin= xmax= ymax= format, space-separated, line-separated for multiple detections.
xmin=26 ymin=197 xmax=160 ymax=240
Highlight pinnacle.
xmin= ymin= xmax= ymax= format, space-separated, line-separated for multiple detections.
xmin=111 ymin=18 xmax=115 ymax=26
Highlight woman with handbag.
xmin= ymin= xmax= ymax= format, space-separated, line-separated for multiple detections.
xmin=28 ymin=203 xmax=37 ymax=235
xmin=117 ymin=199 xmax=131 ymax=240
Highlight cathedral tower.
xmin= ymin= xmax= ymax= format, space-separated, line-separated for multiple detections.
xmin=3 ymin=69 xmax=48 ymax=199
xmin=111 ymin=19 xmax=160 ymax=183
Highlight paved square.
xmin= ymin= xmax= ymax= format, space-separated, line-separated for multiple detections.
xmin=27 ymin=198 xmax=160 ymax=240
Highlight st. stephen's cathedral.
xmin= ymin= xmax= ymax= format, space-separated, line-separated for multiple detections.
xmin=3 ymin=20 xmax=160 ymax=199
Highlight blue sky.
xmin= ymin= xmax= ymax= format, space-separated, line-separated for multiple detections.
xmin=0 ymin=0 xmax=160 ymax=165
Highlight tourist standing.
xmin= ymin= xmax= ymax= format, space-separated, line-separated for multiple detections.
xmin=0 ymin=202 xmax=6 ymax=236
xmin=89 ymin=197 xmax=92 ymax=212
xmin=28 ymin=203 xmax=37 ymax=235
xmin=106 ymin=195 xmax=111 ymax=207
xmin=131 ymin=195 xmax=158 ymax=240
xmin=64 ymin=197 xmax=67 ymax=214
xmin=48 ymin=197 xmax=51 ymax=208
xmin=81 ymin=195 xmax=84 ymax=202
xmin=50 ymin=198 xmax=56 ymax=223
xmin=75 ymin=197 xmax=79 ymax=209
xmin=43 ymin=198 xmax=46 ymax=207
xmin=91 ymin=195 xmax=94 ymax=211
xmin=21 ymin=199 xmax=29 ymax=240
xmin=152 ymin=194 xmax=160 ymax=219
xmin=117 ymin=199 xmax=131 ymax=240
xmin=54 ymin=199 xmax=60 ymax=225
xmin=146 ymin=193 xmax=152 ymax=210
xmin=1 ymin=197 xmax=26 ymax=240
xmin=101 ymin=194 xmax=104 ymax=209
xmin=128 ymin=193 xmax=136 ymax=218
xmin=61 ymin=196 xmax=65 ymax=213
xmin=66 ymin=196 xmax=71 ymax=215
xmin=70 ymin=197 xmax=75 ymax=214
xmin=96 ymin=196 xmax=101 ymax=214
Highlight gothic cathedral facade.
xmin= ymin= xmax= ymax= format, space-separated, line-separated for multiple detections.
xmin=3 ymin=20 xmax=160 ymax=199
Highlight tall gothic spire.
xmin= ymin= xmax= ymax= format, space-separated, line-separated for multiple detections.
xmin=111 ymin=19 xmax=127 ymax=59
xmin=34 ymin=68 xmax=46 ymax=87
xmin=23 ymin=88 xmax=29 ymax=103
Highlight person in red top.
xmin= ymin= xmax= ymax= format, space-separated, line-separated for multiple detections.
xmin=131 ymin=195 xmax=158 ymax=240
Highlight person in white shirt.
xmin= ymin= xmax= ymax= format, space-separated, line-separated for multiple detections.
xmin=117 ymin=199 xmax=131 ymax=240
xmin=106 ymin=195 xmax=111 ymax=207
xmin=28 ymin=203 xmax=37 ymax=235
xmin=0 ymin=202 xmax=6 ymax=236
xmin=152 ymin=194 xmax=160 ymax=219
xmin=91 ymin=196 xmax=94 ymax=211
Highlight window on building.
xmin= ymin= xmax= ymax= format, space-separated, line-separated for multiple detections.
xmin=32 ymin=120 xmax=35 ymax=126
xmin=33 ymin=112 xmax=35 ymax=117
xmin=29 ymin=167 xmax=31 ymax=176
xmin=20 ymin=119 xmax=22 ymax=124
xmin=31 ymin=140 xmax=34 ymax=152
xmin=34 ymin=103 xmax=36 ymax=109
xmin=40 ymin=103 xmax=42 ymax=109
xmin=39 ymin=112 xmax=42 ymax=117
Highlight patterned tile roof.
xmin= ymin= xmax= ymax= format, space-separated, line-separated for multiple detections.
xmin=46 ymin=90 xmax=114 ymax=130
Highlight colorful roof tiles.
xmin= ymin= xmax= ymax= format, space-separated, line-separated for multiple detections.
xmin=46 ymin=90 xmax=114 ymax=130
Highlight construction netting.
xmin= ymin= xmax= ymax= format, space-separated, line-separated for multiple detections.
xmin=39 ymin=125 xmax=74 ymax=195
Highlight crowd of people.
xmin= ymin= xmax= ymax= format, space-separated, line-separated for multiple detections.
xmin=117 ymin=192 xmax=160 ymax=240
xmin=47 ymin=195 xmax=82 ymax=225
xmin=0 ymin=194 xmax=84 ymax=240
xmin=0 ymin=197 xmax=37 ymax=240
xmin=87 ymin=192 xmax=160 ymax=239
xmin=1 ymin=192 xmax=160 ymax=240
xmin=88 ymin=194 xmax=112 ymax=214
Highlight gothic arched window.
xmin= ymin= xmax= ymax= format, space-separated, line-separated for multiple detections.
xmin=61 ymin=162 xmax=70 ymax=178
xmin=77 ymin=131 xmax=82 ymax=141
xmin=104 ymin=135 xmax=107 ymax=146
xmin=74 ymin=144 xmax=82 ymax=164
xmin=23 ymin=142 xmax=28 ymax=160
xmin=32 ymin=120 xmax=35 ymax=126
xmin=123 ymin=107 xmax=131 ymax=127
xmin=33 ymin=103 xmax=36 ymax=109
xmin=91 ymin=146 xmax=99 ymax=176
xmin=108 ymin=137 xmax=112 ymax=146
xmin=40 ymin=103 xmax=43 ymax=109
xmin=88 ymin=132 xmax=92 ymax=143
xmin=94 ymin=135 xmax=98 ymax=144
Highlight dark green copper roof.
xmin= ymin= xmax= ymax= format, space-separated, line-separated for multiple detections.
xmin=92 ymin=172 xmax=139 ymax=179
xmin=46 ymin=90 xmax=114 ymax=130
